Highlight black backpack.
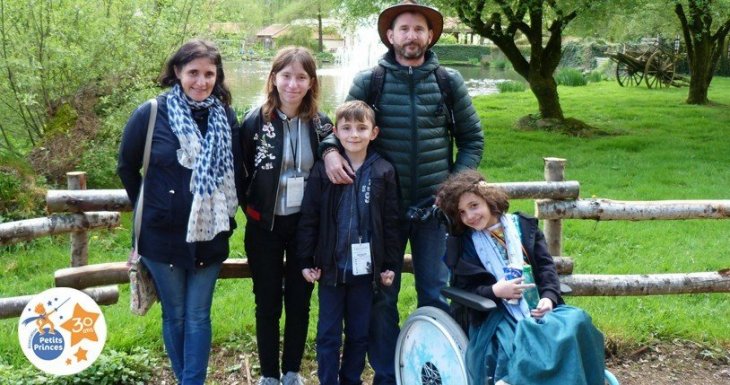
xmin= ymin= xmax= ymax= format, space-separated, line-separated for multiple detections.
xmin=366 ymin=64 xmax=458 ymax=166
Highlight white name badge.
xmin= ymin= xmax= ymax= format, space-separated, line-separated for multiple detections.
xmin=286 ymin=177 xmax=304 ymax=208
xmin=351 ymin=242 xmax=372 ymax=276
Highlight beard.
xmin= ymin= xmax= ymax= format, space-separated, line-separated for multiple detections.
xmin=393 ymin=40 xmax=427 ymax=60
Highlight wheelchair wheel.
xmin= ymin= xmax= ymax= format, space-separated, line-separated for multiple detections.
xmin=395 ymin=306 xmax=469 ymax=385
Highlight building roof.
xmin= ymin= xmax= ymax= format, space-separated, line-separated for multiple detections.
xmin=256 ymin=24 xmax=290 ymax=38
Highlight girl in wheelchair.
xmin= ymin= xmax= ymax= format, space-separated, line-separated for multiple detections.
xmin=436 ymin=170 xmax=607 ymax=385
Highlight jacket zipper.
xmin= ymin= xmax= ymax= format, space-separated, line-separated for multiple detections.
xmin=409 ymin=66 xmax=418 ymax=206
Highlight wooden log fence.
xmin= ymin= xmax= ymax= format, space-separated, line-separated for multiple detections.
xmin=0 ymin=211 xmax=120 ymax=246
xmin=536 ymin=198 xmax=730 ymax=221
xmin=2 ymin=163 xmax=729 ymax=319
xmin=0 ymin=286 xmax=119 ymax=319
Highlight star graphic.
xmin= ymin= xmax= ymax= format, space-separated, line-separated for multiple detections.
xmin=66 ymin=358 xmax=72 ymax=365
xmin=74 ymin=347 xmax=88 ymax=362
xmin=59 ymin=303 xmax=100 ymax=347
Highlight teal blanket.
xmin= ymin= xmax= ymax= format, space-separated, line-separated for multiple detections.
xmin=466 ymin=305 xmax=605 ymax=385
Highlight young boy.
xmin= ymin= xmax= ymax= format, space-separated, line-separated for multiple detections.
xmin=297 ymin=100 xmax=399 ymax=385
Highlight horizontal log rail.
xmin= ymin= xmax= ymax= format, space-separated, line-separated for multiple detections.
xmin=45 ymin=181 xmax=580 ymax=214
xmin=560 ymin=270 xmax=730 ymax=296
xmin=0 ymin=286 xmax=119 ymax=319
xmin=536 ymin=199 xmax=730 ymax=221
xmin=54 ymin=256 xmax=575 ymax=289
xmin=47 ymin=189 xmax=132 ymax=213
xmin=0 ymin=212 xmax=120 ymax=246
xmin=489 ymin=181 xmax=579 ymax=200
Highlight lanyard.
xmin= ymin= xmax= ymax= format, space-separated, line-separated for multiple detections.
xmin=287 ymin=118 xmax=301 ymax=173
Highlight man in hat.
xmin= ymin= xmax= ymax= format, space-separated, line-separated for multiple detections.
xmin=320 ymin=1 xmax=483 ymax=383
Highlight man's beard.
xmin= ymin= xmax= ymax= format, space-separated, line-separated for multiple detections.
xmin=393 ymin=41 xmax=427 ymax=60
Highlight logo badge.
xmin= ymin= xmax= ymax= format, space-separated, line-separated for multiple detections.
xmin=18 ymin=287 xmax=107 ymax=375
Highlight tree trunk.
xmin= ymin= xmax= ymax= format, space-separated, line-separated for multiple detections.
xmin=686 ymin=40 xmax=713 ymax=104
xmin=529 ymin=71 xmax=564 ymax=119
xmin=317 ymin=4 xmax=323 ymax=53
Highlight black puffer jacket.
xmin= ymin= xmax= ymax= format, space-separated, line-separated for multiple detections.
xmin=322 ymin=50 xmax=483 ymax=211
xmin=240 ymin=106 xmax=333 ymax=230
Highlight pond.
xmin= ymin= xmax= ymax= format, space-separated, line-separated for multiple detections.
xmin=224 ymin=60 xmax=525 ymax=114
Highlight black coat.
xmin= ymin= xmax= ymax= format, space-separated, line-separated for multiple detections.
xmin=240 ymin=106 xmax=333 ymax=230
xmin=447 ymin=213 xmax=564 ymax=309
xmin=297 ymin=151 xmax=401 ymax=288
xmin=117 ymin=94 xmax=244 ymax=269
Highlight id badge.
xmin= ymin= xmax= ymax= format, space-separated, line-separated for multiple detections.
xmin=286 ymin=177 xmax=304 ymax=208
xmin=351 ymin=242 xmax=372 ymax=276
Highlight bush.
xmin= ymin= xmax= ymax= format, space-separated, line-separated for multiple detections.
xmin=432 ymin=44 xmax=491 ymax=62
xmin=497 ymin=80 xmax=527 ymax=93
xmin=0 ymin=156 xmax=46 ymax=222
xmin=0 ymin=348 xmax=159 ymax=385
xmin=492 ymin=58 xmax=511 ymax=70
xmin=585 ymin=70 xmax=605 ymax=83
xmin=276 ymin=26 xmax=318 ymax=51
xmin=556 ymin=67 xmax=587 ymax=86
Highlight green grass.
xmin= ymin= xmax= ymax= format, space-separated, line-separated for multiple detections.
xmin=1 ymin=78 xmax=729 ymax=377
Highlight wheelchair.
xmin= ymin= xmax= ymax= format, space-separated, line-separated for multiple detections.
xmin=394 ymin=286 xmax=620 ymax=385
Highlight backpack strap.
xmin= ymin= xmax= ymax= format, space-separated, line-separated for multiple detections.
xmin=367 ymin=64 xmax=386 ymax=112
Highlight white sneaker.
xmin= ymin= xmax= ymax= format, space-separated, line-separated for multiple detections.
xmin=257 ymin=377 xmax=281 ymax=385
xmin=281 ymin=371 xmax=305 ymax=385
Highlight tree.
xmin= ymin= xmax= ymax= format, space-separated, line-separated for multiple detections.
xmin=675 ymin=0 xmax=730 ymax=104
xmin=443 ymin=0 xmax=581 ymax=120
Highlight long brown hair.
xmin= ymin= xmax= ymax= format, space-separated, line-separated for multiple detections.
xmin=437 ymin=170 xmax=509 ymax=235
xmin=158 ymin=39 xmax=231 ymax=105
xmin=262 ymin=46 xmax=319 ymax=122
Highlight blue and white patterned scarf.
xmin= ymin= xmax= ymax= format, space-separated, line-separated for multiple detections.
xmin=167 ymin=84 xmax=237 ymax=242
xmin=471 ymin=214 xmax=531 ymax=320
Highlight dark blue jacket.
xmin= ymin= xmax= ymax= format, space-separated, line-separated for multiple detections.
xmin=117 ymin=94 xmax=244 ymax=270
xmin=297 ymin=151 xmax=401 ymax=288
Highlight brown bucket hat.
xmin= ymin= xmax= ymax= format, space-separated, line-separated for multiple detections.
xmin=377 ymin=0 xmax=444 ymax=50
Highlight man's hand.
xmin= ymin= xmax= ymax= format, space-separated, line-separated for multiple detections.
xmin=323 ymin=150 xmax=354 ymax=184
xmin=380 ymin=270 xmax=395 ymax=286
xmin=302 ymin=268 xmax=321 ymax=283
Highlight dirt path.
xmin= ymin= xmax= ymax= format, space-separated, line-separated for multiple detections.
xmin=150 ymin=340 xmax=730 ymax=384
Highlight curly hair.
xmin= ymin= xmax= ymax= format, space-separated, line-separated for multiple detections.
xmin=436 ymin=169 xmax=509 ymax=234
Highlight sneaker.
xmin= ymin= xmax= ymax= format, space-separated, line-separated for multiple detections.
xmin=281 ymin=371 xmax=305 ymax=385
xmin=257 ymin=377 xmax=281 ymax=385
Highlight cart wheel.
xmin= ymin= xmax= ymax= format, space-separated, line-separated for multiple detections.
xmin=644 ymin=51 xmax=675 ymax=89
xmin=395 ymin=306 xmax=469 ymax=385
xmin=616 ymin=61 xmax=643 ymax=87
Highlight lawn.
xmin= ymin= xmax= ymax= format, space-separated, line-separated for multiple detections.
xmin=1 ymin=78 xmax=728 ymax=378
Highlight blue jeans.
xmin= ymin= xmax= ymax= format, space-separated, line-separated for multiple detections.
xmin=368 ymin=216 xmax=449 ymax=385
xmin=317 ymin=280 xmax=373 ymax=385
xmin=143 ymin=257 xmax=222 ymax=385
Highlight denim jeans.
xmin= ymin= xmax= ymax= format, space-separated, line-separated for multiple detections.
xmin=317 ymin=280 xmax=373 ymax=385
xmin=368 ymin=215 xmax=449 ymax=385
xmin=142 ymin=257 xmax=222 ymax=385
xmin=245 ymin=215 xmax=314 ymax=378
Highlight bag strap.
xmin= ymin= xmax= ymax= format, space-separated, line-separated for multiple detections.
xmin=133 ymin=98 xmax=158 ymax=252
xmin=367 ymin=64 xmax=386 ymax=112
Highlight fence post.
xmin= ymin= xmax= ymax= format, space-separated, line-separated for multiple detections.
xmin=67 ymin=171 xmax=88 ymax=267
xmin=543 ymin=158 xmax=565 ymax=256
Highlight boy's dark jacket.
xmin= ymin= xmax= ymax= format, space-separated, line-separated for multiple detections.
xmin=297 ymin=150 xmax=401 ymax=287
xmin=446 ymin=213 xmax=564 ymax=308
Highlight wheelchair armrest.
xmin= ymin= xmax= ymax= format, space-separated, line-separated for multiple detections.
xmin=441 ymin=287 xmax=497 ymax=312
xmin=560 ymin=283 xmax=572 ymax=295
